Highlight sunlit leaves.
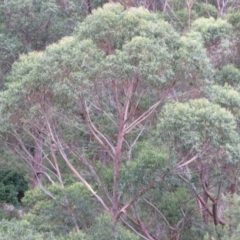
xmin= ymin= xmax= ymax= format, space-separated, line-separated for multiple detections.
xmin=206 ymin=84 xmax=240 ymax=110
xmin=175 ymin=31 xmax=213 ymax=84
xmin=158 ymin=99 xmax=239 ymax=161
xmin=0 ymin=3 xmax=238 ymax=238
xmin=192 ymin=17 xmax=233 ymax=44
xmin=105 ymin=36 xmax=174 ymax=85
xmin=75 ymin=3 xmax=178 ymax=53
xmin=0 ymin=219 xmax=55 ymax=240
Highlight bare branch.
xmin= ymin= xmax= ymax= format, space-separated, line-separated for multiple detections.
xmin=176 ymin=154 xmax=198 ymax=168
xmin=143 ymin=198 xmax=175 ymax=231
xmin=125 ymin=80 xmax=176 ymax=134
xmin=84 ymin=102 xmax=115 ymax=158
xmin=55 ymin=134 xmax=110 ymax=212
xmin=120 ymin=216 xmax=149 ymax=240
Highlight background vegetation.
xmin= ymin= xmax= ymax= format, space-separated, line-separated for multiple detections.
xmin=0 ymin=0 xmax=240 ymax=239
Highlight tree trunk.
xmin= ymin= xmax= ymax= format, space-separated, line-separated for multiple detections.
xmin=112 ymin=124 xmax=124 ymax=220
xmin=201 ymin=165 xmax=210 ymax=224
xmin=0 ymin=69 xmax=3 ymax=88
xmin=32 ymin=131 xmax=43 ymax=188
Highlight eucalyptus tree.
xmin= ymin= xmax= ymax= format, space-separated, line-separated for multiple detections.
xmin=158 ymin=99 xmax=240 ymax=226
xmin=0 ymin=0 xmax=106 ymax=85
xmin=0 ymin=3 xmax=215 ymax=239
xmin=0 ymin=219 xmax=57 ymax=240
xmin=191 ymin=17 xmax=234 ymax=68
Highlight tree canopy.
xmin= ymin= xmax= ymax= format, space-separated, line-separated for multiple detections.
xmin=0 ymin=1 xmax=240 ymax=239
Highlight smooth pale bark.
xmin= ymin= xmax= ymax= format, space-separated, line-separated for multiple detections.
xmin=200 ymin=165 xmax=210 ymax=224
xmin=32 ymin=130 xmax=43 ymax=188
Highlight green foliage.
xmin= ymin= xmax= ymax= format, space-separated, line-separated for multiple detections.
xmin=0 ymin=0 xmax=107 ymax=85
xmin=0 ymin=0 xmax=87 ymax=53
xmin=158 ymin=99 xmax=239 ymax=162
xmin=163 ymin=1 xmax=217 ymax=31
xmin=173 ymin=8 xmax=198 ymax=30
xmin=120 ymin=142 xmax=168 ymax=195
xmin=160 ymin=187 xmax=194 ymax=224
xmin=203 ymin=224 xmax=227 ymax=240
xmin=96 ymin=162 xmax=114 ymax=194
xmin=192 ymin=17 xmax=233 ymax=44
xmin=193 ymin=2 xmax=217 ymax=18
xmin=75 ymin=3 xmax=179 ymax=52
xmin=0 ymin=168 xmax=28 ymax=206
xmin=223 ymin=194 xmax=240 ymax=228
xmin=75 ymin=3 xmax=125 ymax=50
xmin=203 ymin=194 xmax=240 ymax=240
xmin=61 ymin=230 xmax=87 ymax=240
xmin=1 ymin=3 xmax=213 ymax=121
xmin=228 ymin=11 xmax=240 ymax=30
xmin=205 ymin=84 xmax=240 ymax=121
xmin=105 ymin=36 xmax=174 ymax=85
xmin=0 ymin=208 xmax=8 ymax=220
xmin=215 ymin=64 xmax=240 ymax=87
xmin=176 ymin=31 xmax=213 ymax=84
xmin=84 ymin=214 xmax=140 ymax=240
xmin=58 ymin=214 xmax=139 ymax=240
xmin=0 ymin=33 xmax=23 ymax=84
xmin=0 ymin=218 xmax=57 ymax=240
xmin=1 ymin=2 xmax=240 ymax=239
xmin=22 ymin=182 xmax=98 ymax=236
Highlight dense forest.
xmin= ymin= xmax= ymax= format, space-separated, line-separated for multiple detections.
xmin=0 ymin=0 xmax=240 ymax=239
